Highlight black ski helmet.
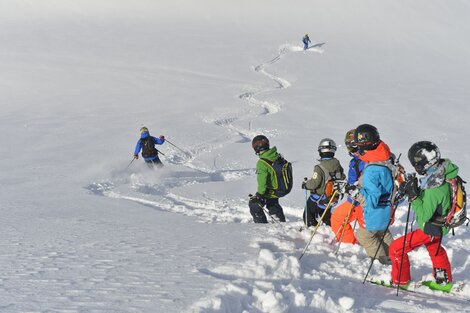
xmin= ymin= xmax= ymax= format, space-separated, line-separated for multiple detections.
xmin=318 ymin=138 xmax=337 ymax=158
xmin=354 ymin=124 xmax=380 ymax=151
xmin=344 ymin=129 xmax=358 ymax=153
xmin=408 ymin=141 xmax=441 ymax=175
xmin=252 ymin=135 xmax=270 ymax=154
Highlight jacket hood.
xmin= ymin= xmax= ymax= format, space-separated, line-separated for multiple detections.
xmin=359 ymin=141 xmax=391 ymax=163
xmin=141 ymin=131 xmax=150 ymax=139
xmin=259 ymin=146 xmax=279 ymax=162
xmin=444 ymin=158 xmax=459 ymax=179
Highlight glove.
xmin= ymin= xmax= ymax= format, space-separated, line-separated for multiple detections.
xmin=345 ymin=184 xmax=359 ymax=198
xmin=133 ymin=154 xmax=139 ymax=159
xmin=159 ymin=135 xmax=165 ymax=141
xmin=249 ymin=193 xmax=265 ymax=205
xmin=301 ymin=177 xmax=308 ymax=190
xmin=404 ymin=176 xmax=420 ymax=201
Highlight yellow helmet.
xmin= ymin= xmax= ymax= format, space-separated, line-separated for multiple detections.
xmin=140 ymin=126 xmax=149 ymax=134
xmin=344 ymin=129 xmax=357 ymax=153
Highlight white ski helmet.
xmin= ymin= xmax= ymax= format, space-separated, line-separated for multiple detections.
xmin=318 ymin=138 xmax=337 ymax=155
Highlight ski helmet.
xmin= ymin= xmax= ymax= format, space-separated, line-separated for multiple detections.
xmin=252 ymin=135 xmax=270 ymax=154
xmin=344 ymin=129 xmax=358 ymax=153
xmin=318 ymin=138 xmax=337 ymax=157
xmin=354 ymin=124 xmax=380 ymax=151
xmin=140 ymin=126 xmax=149 ymax=134
xmin=408 ymin=141 xmax=441 ymax=175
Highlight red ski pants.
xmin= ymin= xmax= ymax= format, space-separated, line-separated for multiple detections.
xmin=330 ymin=201 xmax=364 ymax=244
xmin=389 ymin=228 xmax=452 ymax=285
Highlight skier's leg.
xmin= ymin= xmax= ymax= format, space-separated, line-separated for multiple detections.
xmin=266 ymin=198 xmax=286 ymax=222
xmin=153 ymin=156 xmax=164 ymax=168
xmin=249 ymin=198 xmax=268 ymax=223
xmin=426 ymin=237 xmax=453 ymax=283
xmin=306 ymin=197 xmax=318 ymax=226
xmin=331 ymin=201 xmax=356 ymax=243
xmin=389 ymin=229 xmax=430 ymax=284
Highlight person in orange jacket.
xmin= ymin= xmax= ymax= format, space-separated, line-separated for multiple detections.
xmin=331 ymin=129 xmax=365 ymax=244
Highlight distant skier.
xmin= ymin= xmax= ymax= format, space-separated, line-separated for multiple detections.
xmin=302 ymin=34 xmax=311 ymax=50
xmin=249 ymin=135 xmax=288 ymax=223
xmin=133 ymin=126 xmax=165 ymax=168
xmin=388 ymin=141 xmax=457 ymax=291
xmin=354 ymin=124 xmax=395 ymax=265
xmin=302 ymin=138 xmax=346 ymax=227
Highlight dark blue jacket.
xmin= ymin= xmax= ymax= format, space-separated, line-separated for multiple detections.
xmin=302 ymin=35 xmax=311 ymax=44
xmin=347 ymin=154 xmax=365 ymax=203
xmin=134 ymin=131 xmax=164 ymax=161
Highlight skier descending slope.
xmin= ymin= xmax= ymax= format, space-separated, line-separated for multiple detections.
xmin=389 ymin=141 xmax=458 ymax=292
xmin=302 ymin=33 xmax=311 ymax=50
xmin=133 ymin=126 xmax=166 ymax=168
xmin=331 ymin=129 xmax=365 ymax=243
xmin=302 ymin=138 xmax=346 ymax=227
xmin=354 ymin=124 xmax=394 ymax=265
xmin=249 ymin=135 xmax=289 ymax=223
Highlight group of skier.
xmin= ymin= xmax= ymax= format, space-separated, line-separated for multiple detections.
xmin=250 ymin=123 xmax=462 ymax=291
xmin=130 ymin=123 xmax=462 ymax=291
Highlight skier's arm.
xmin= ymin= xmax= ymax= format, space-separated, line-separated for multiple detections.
xmin=256 ymin=161 xmax=269 ymax=196
xmin=153 ymin=136 xmax=164 ymax=145
xmin=305 ymin=166 xmax=322 ymax=191
xmin=134 ymin=140 xmax=142 ymax=155
xmin=410 ymin=189 xmax=441 ymax=223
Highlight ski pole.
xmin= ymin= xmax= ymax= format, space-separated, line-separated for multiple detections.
xmin=396 ymin=202 xmax=412 ymax=296
xmin=299 ymin=190 xmax=338 ymax=261
xmin=334 ymin=201 xmax=356 ymax=256
xmin=362 ymin=205 xmax=397 ymax=284
xmin=126 ymin=158 xmax=135 ymax=170
xmin=166 ymin=139 xmax=191 ymax=157
xmin=156 ymin=149 xmax=166 ymax=156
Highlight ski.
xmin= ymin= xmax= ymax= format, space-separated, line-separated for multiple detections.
xmin=368 ymin=279 xmax=467 ymax=298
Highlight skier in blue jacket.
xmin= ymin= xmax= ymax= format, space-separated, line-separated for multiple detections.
xmin=302 ymin=34 xmax=311 ymax=50
xmin=354 ymin=124 xmax=395 ymax=264
xmin=133 ymin=126 xmax=165 ymax=168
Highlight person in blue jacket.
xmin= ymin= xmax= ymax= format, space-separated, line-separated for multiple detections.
xmin=354 ymin=124 xmax=395 ymax=265
xmin=133 ymin=126 xmax=165 ymax=168
xmin=302 ymin=34 xmax=311 ymax=50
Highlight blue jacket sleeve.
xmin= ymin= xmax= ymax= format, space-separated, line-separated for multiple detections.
xmin=153 ymin=136 xmax=164 ymax=145
xmin=134 ymin=140 xmax=142 ymax=155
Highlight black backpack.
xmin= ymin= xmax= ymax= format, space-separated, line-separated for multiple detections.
xmin=141 ymin=137 xmax=158 ymax=158
xmin=260 ymin=155 xmax=293 ymax=198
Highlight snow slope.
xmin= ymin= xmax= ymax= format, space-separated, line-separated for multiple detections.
xmin=0 ymin=0 xmax=470 ymax=312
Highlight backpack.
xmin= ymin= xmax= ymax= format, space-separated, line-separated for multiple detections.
xmin=315 ymin=164 xmax=345 ymax=204
xmin=141 ymin=137 xmax=158 ymax=158
xmin=430 ymin=176 xmax=468 ymax=231
xmin=364 ymin=157 xmax=405 ymax=206
xmin=260 ymin=155 xmax=293 ymax=198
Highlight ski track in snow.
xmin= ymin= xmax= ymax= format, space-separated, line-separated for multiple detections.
xmin=87 ymin=43 xmax=323 ymax=224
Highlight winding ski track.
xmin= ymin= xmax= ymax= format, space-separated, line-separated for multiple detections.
xmin=88 ymin=44 xmax=324 ymax=223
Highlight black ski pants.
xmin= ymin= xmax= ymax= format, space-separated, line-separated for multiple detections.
xmin=145 ymin=157 xmax=163 ymax=168
xmin=249 ymin=197 xmax=286 ymax=223
xmin=303 ymin=197 xmax=331 ymax=227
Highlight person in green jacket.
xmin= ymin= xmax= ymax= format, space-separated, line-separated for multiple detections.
xmin=389 ymin=141 xmax=456 ymax=290
xmin=249 ymin=135 xmax=286 ymax=223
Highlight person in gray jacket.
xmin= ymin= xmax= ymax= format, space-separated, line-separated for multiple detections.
xmin=302 ymin=138 xmax=346 ymax=227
